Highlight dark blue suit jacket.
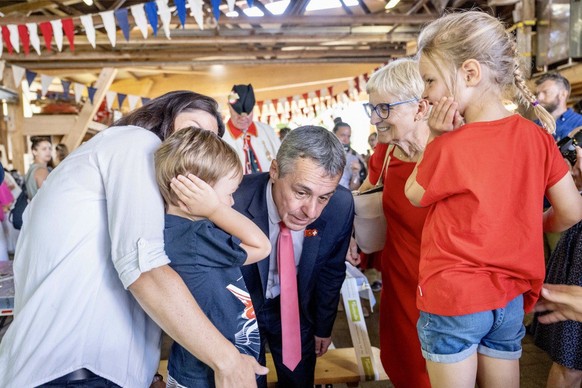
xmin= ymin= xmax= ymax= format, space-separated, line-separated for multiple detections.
xmin=233 ymin=173 xmax=354 ymax=338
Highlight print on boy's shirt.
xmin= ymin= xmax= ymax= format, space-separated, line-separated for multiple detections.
xmin=227 ymin=284 xmax=260 ymax=358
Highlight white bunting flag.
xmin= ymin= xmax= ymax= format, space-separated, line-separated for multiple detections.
xmin=27 ymin=23 xmax=41 ymax=55
xmin=187 ymin=0 xmax=204 ymax=30
xmin=105 ymin=90 xmax=116 ymax=110
xmin=80 ymin=15 xmax=96 ymax=48
xmin=227 ymin=0 xmax=236 ymax=12
xmin=156 ymin=0 xmax=172 ymax=39
xmin=74 ymin=82 xmax=85 ymax=104
xmin=50 ymin=19 xmax=64 ymax=51
xmin=7 ymin=25 xmax=20 ymax=54
xmin=11 ymin=65 xmax=25 ymax=88
xmin=41 ymin=74 xmax=54 ymax=97
xmin=128 ymin=95 xmax=140 ymax=111
xmin=100 ymin=10 xmax=117 ymax=47
xmin=131 ymin=4 xmax=149 ymax=39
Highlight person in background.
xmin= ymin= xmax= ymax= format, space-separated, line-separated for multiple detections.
xmin=54 ymin=143 xmax=69 ymax=167
xmin=364 ymin=132 xmax=378 ymax=166
xmin=278 ymin=127 xmax=291 ymax=141
xmin=222 ymin=84 xmax=281 ymax=175
xmin=532 ymin=145 xmax=582 ymax=388
xmin=233 ymin=126 xmax=353 ymax=387
xmin=0 ymin=91 xmax=266 ymax=387
xmin=358 ymin=57 xmax=432 ymax=388
xmin=333 ymin=119 xmax=366 ymax=190
xmin=0 ymin=180 xmax=13 ymax=261
xmin=155 ymin=127 xmax=271 ymax=387
xmin=25 ymin=136 xmax=52 ymax=200
xmin=535 ymin=72 xmax=582 ymax=142
xmin=405 ymin=11 xmax=582 ymax=388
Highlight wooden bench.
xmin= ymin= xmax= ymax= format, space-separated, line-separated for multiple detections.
xmin=158 ymin=346 xmax=388 ymax=387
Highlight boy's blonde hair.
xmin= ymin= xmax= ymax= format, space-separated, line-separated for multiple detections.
xmin=416 ymin=10 xmax=555 ymax=133
xmin=366 ymin=57 xmax=424 ymax=102
xmin=155 ymin=127 xmax=243 ymax=207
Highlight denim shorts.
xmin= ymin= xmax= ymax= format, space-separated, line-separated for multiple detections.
xmin=417 ymin=294 xmax=525 ymax=363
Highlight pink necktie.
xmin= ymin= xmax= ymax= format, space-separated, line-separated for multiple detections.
xmin=278 ymin=222 xmax=301 ymax=371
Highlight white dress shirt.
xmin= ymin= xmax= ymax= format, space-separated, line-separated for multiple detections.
xmin=0 ymin=126 xmax=169 ymax=387
xmin=265 ymin=180 xmax=304 ymax=299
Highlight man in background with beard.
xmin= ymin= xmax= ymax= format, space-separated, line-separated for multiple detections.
xmin=536 ymin=72 xmax=582 ymax=142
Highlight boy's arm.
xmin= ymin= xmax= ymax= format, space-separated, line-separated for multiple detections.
xmin=171 ymin=174 xmax=271 ymax=264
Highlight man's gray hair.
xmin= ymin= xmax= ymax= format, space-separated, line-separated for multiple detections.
xmin=277 ymin=125 xmax=346 ymax=178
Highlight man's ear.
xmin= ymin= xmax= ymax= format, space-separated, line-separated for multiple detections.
xmin=461 ymin=59 xmax=481 ymax=85
xmin=269 ymin=159 xmax=279 ymax=181
xmin=560 ymin=89 xmax=569 ymax=105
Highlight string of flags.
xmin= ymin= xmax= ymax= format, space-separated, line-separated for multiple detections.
xmin=4 ymin=63 xmax=151 ymax=111
xmin=0 ymin=0 xmax=255 ymax=57
xmin=2 ymin=60 xmax=385 ymax=124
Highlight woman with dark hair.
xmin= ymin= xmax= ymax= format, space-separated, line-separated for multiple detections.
xmin=25 ymin=136 xmax=52 ymax=199
xmin=0 ymin=91 xmax=265 ymax=387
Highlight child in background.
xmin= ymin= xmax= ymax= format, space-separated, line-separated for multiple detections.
xmin=404 ymin=11 xmax=582 ymax=388
xmin=155 ymin=127 xmax=271 ymax=388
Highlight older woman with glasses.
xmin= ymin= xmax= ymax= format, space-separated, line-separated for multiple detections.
xmin=358 ymin=58 xmax=431 ymax=388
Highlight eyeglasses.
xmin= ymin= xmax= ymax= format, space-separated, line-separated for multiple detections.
xmin=362 ymin=98 xmax=418 ymax=119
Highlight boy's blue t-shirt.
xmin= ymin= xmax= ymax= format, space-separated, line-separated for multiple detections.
xmin=164 ymin=214 xmax=260 ymax=387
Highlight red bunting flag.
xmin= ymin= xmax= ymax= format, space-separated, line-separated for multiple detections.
xmin=62 ymin=18 xmax=75 ymax=52
xmin=327 ymin=86 xmax=333 ymax=99
xmin=39 ymin=21 xmax=53 ymax=52
xmin=315 ymin=90 xmax=321 ymax=98
xmin=18 ymin=25 xmax=30 ymax=55
xmin=2 ymin=26 xmax=13 ymax=54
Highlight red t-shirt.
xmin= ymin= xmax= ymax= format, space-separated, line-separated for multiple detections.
xmin=416 ymin=114 xmax=568 ymax=315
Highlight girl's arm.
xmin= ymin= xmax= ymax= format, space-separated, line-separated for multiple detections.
xmin=544 ymin=173 xmax=582 ymax=232
xmin=34 ymin=166 xmax=49 ymax=188
xmin=171 ymin=174 xmax=271 ymax=264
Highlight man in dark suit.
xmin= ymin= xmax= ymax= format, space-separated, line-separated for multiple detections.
xmin=233 ymin=125 xmax=354 ymax=387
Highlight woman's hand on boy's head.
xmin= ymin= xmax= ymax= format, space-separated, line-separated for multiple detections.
xmin=428 ymin=97 xmax=464 ymax=136
xmin=170 ymin=174 xmax=220 ymax=218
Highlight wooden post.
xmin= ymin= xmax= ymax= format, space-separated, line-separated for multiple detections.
xmin=62 ymin=67 xmax=117 ymax=151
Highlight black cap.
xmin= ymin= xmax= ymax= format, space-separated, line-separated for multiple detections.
xmin=228 ymin=84 xmax=255 ymax=115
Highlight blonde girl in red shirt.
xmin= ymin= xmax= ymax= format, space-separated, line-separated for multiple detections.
xmin=405 ymin=11 xmax=582 ymax=388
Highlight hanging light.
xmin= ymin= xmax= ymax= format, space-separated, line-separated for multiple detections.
xmin=83 ymin=0 xmax=94 ymax=5
xmin=385 ymin=0 xmax=401 ymax=9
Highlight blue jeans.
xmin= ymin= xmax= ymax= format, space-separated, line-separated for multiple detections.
xmin=417 ymin=294 xmax=526 ymax=363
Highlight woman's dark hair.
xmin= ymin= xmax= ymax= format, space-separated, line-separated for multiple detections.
xmin=55 ymin=143 xmax=69 ymax=161
xmin=113 ymin=90 xmax=225 ymax=140
xmin=30 ymin=136 xmax=52 ymax=150
xmin=332 ymin=117 xmax=351 ymax=134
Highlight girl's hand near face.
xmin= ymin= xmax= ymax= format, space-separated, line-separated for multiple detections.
xmin=170 ymin=174 xmax=220 ymax=218
xmin=428 ymin=97 xmax=464 ymax=137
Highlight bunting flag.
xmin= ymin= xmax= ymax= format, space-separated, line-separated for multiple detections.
xmin=144 ymin=2 xmax=159 ymax=37
xmin=11 ymin=65 xmax=25 ymax=88
xmin=40 ymin=74 xmax=54 ymax=97
xmin=105 ymin=90 xmax=116 ymax=110
xmin=131 ymin=4 xmax=149 ymax=39
xmin=247 ymin=0 xmax=254 ymax=6
xmin=115 ymin=8 xmax=131 ymax=41
xmin=2 ymin=26 xmax=13 ymax=54
xmin=141 ymin=97 xmax=151 ymax=105
xmin=62 ymin=18 xmax=75 ymax=51
xmin=61 ymin=79 xmax=71 ymax=99
xmin=80 ymin=15 xmax=96 ymax=48
xmin=74 ymin=82 xmax=85 ymax=103
xmin=117 ymin=93 xmax=127 ymax=108
xmin=128 ymin=94 xmax=140 ymax=111
xmin=100 ymin=11 xmax=117 ymax=47
xmin=50 ymin=19 xmax=63 ymax=52
xmin=188 ymin=0 xmax=204 ymax=30
xmin=156 ymin=0 xmax=172 ymax=39
xmin=18 ymin=25 xmax=30 ymax=55
xmin=87 ymin=86 xmax=97 ymax=104
xmin=39 ymin=21 xmax=53 ymax=52
xmin=25 ymin=69 xmax=37 ymax=87
xmin=227 ymin=0 xmax=236 ymax=12
xmin=7 ymin=25 xmax=20 ymax=54
xmin=211 ymin=0 xmax=221 ymax=21
xmin=175 ymin=0 xmax=187 ymax=27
